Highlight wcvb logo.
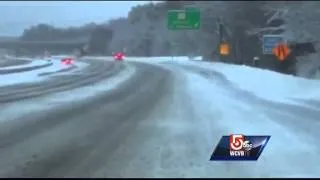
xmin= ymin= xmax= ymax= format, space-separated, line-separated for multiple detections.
xmin=230 ymin=134 xmax=245 ymax=151
xmin=229 ymin=134 xmax=253 ymax=156
xmin=210 ymin=134 xmax=270 ymax=161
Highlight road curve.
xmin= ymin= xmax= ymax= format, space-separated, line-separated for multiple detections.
xmin=0 ymin=61 xmax=174 ymax=177
xmin=0 ymin=62 xmax=53 ymax=75
xmin=0 ymin=59 xmax=124 ymax=103
xmin=1 ymin=59 xmax=319 ymax=178
xmin=0 ymin=59 xmax=30 ymax=67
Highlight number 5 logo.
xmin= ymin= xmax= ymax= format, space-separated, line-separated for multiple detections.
xmin=230 ymin=134 xmax=244 ymax=151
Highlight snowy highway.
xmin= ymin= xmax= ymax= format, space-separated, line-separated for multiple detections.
xmin=0 ymin=57 xmax=53 ymax=74
xmin=0 ymin=57 xmax=319 ymax=177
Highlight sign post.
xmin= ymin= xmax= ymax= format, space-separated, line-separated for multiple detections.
xmin=167 ymin=8 xmax=200 ymax=30
xmin=262 ymin=35 xmax=285 ymax=55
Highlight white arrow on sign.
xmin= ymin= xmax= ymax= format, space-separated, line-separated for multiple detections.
xmin=178 ymin=12 xmax=186 ymax=20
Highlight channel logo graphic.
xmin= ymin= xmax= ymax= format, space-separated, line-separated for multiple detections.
xmin=210 ymin=134 xmax=271 ymax=161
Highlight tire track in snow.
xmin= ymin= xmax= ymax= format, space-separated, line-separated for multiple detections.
xmin=0 ymin=60 xmax=125 ymax=103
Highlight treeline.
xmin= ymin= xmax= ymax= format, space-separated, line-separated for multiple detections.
xmin=18 ymin=1 xmax=318 ymax=76
xmin=20 ymin=23 xmax=97 ymax=41
xmin=19 ymin=1 xmax=272 ymax=58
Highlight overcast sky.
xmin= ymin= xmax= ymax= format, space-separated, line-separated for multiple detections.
xmin=0 ymin=1 xmax=150 ymax=36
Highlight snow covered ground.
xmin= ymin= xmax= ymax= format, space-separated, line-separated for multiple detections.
xmin=84 ymin=55 xmax=320 ymax=104
xmin=0 ymin=59 xmax=51 ymax=71
xmin=1 ymin=56 xmax=319 ymax=177
xmin=0 ymin=58 xmax=88 ymax=87
xmin=176 ymin=60 xmax=320 ymax=103
xmin=82 ymin=56 xmax=195 ymax=64
xmin=1 ymin=64 xmax=135 ymax=122
xmin=125 ymin=56 xmax=193 ymax=63
xmin=116 ymin=58 xmax=319 ymax=177
xmin=169 ymin=70 xmax=319 ymax=177
xmin=111 ymin=56 xmax=319 ymax=104
xmin=121 ymin=67 xmax=318 ymax=177
xmin=68 ymin=57 xmax=320 ymax=177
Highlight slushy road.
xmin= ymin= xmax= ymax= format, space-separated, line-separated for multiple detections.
xmin=0 ymin=58 xmax=29 ymax=67
xmin=0 ymin=58 xmax=319 ymax=177
xmin=0 ymin=58 xmax=174 ymax=177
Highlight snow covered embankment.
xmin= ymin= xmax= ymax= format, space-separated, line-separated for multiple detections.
xmin=1 ymin=64 xmax=136 ymax=122
xmin=119 ymin=55 xmax=320 ymax=104
xmin=178 ymin=60 xmax=320 ymax=103
xmin=82 ymin=55 xmax=320 ymax=103
xmin=81 ymin=56 xmax=202 ymax=64
xmin=0 ymin=58 xmax=87 ymax=87
xmin=0 ymin=56 xmax=52 ymax=74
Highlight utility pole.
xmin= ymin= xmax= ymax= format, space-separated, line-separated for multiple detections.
xmin=217 ymin=17 xmax=224 ymax=62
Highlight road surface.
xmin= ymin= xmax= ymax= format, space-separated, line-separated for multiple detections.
xmin=0 ymin=58 xmax=319 ymax=177
xmin=0 ymin=58 xmax=29 ymax=67
xmin=0 ymin=58 xmax=175 ymax=177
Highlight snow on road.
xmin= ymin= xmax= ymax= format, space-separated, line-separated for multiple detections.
xmin=2 ymin=56 xmax=319 ymax=177
xmin=0 ymin=58 xmax=87 ymax=87
xmin=43 ymin=60 xmax=89 ymax=76
xmin=176 ymin=70 xmax=319 ymax=177
xmin=75 ymin=57 xmax=320 ymax=177
xmin=153 ymin=58 xmax=319 ymax=104
xmin=83 ymin=56 xmax=192 ymax=64
xmin=85 ymin=55 xmax=320 ymax=104
xmin=183 ymin=61 xmax=320 ymax=103
xmin=109 ymin=56 xmax=319 ymax=177
xmin=101 ymin=64 xmax=320 ymax=177
xmin=1 ymin=64 xmax=135 ymax=123
xmin=123 ymin=55 xmax=320 ymax=103
xmin=0 ymin=59 xmax=51 ymax=70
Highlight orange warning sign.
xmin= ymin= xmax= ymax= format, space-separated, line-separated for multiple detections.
xmin=272 ymin=43 xmax=291 ymax=61
xmin=219 ymin=42 xmax=230 ymax=56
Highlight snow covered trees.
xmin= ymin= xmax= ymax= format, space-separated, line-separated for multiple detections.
xmin=19 ymin=1 xmax=320 ymax=78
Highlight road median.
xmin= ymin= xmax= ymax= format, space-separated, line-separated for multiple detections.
xmin=0 ymin=56 xmax=53 ymax=74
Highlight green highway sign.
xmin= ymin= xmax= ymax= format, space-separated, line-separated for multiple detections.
xmin=167 ymin=8 xmax=200 ymax=30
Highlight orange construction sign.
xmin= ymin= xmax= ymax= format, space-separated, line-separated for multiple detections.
xmin=219 ymin=42 xmax=230 ymax=56
xmin=272 ymin=43 xmax=291 ymax=61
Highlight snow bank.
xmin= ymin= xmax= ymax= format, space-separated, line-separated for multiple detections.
xmin=192 ymin=56 xmax=203 ymax=61
xmin=0 ymin=59 xmax=51 ymax=71
xmin=80 ymin=55 xmax=320 ymax=102
xmin=0 ymin=58 xmax=87 ymax=87
xmin=126 ymin=56 xmax=190 ymax=63
xmin=126 ymin=56 xmax=202 ymax=62
xmin=175 ymin=60 xmax=320 ymax=102
xmin=4 ymin=56 xmax=34 ymax=61
xmin=81 ymin=56 xmax=196 ymax=64
xmin=48 ymin=61 xmax=89 ymax=76
xmin=51 ymin=55 xmax=74 ymax=59
xmin=1 ymin=64 xmax=135 ymax=122
xmin=295 ymin=53 xmax=320 ymax=79
xmin=182 ymin=71 xmax=320 ymax=177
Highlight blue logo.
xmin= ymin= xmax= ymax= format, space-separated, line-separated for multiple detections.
xmin=210 ymin=134 xmax=271 ymax=161
xmin=263 ymin=35 xmax=284 ymax=54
